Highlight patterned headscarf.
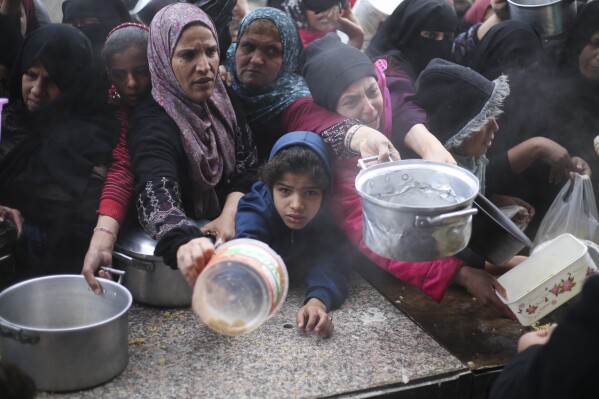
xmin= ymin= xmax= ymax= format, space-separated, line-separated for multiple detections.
xmin=149 ymin=3 xmax=237 ymax=218
xmin=226 ymin=7 xmax=311 ymax=126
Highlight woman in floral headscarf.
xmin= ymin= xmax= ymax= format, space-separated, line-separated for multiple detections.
xmin=127 ymin=3 xmax=258 ymax=268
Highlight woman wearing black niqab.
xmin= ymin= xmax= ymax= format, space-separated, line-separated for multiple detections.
xmin=0 ymin=24 xmax=119 ymax=287
xmin=62 ymin=0 xmax=131 ymax=52
xmin=365 ymin=0 xmax=457 ymax=81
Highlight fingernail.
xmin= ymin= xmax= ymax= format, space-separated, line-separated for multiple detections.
xmin=94 ymin=288 xmax=102 ymax=294
xmin=297 ymin=323 xmax=302 ymax=328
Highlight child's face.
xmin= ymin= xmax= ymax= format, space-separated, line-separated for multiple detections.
xmin=272 ymin=172 xmax=323 ymax=230
xmin=461 ymin=118 xmax=499 ymax=156
xmin=305 ymin=5 xmax=340 ymax=32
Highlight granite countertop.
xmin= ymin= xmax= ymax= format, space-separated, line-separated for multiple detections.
xmin=38 ymin=274 xmax=466 ymax=398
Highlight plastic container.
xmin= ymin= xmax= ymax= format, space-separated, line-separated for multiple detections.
xmin=192 ymin=238 xmax=288 ymax=336
xmin=0 ymin=98 xmax=8 ymax=143
xmin=496 ymin=234 xmax=597 ymax=325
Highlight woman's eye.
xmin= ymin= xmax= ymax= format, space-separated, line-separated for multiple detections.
xmin=25 ymin=70 xmax=37 ymax=79
xmin=305 ymin=190 xmax=320 ymax=197
xmin=206 ymin=47 xmax=218 ymax=58
xmin=278 ymin=187 xmax=290 ymax=194
xmin=111 ymin=71 xmax=125 ymax=80
xmin=179 ymin=51 xmax=195 ymax=60
xmin=266 ymin=47 xmax=281 ymax=57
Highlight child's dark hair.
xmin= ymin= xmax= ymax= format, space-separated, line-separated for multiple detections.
xmin=260 ymin=145 xmax=329 ymax=193
xmin=102 ymin=25 xmax=150 ymax=68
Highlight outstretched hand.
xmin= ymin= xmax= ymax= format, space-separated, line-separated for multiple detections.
xmin=296 ymin=298 xmax=334 ymax=339
xmin=453 ymin=266 xmax=517 ymax=320
xmin=0 ymin=205 xmax=24 ymax=238
xmin=351 ymin=126 xmax=401 ymax=163
xmin=177 ymin=237 xmax=216 ymax=287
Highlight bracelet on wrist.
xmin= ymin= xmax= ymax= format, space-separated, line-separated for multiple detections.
xmin=94 ymin=226 xmax=117 ymax=241
xmin=344 ymin=124 xmax=362 ymax=156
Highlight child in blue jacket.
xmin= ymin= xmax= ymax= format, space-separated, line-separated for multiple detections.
xmin=235 ymin=131 xmax=350 ymax=339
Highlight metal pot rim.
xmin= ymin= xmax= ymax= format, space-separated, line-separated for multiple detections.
xmin=0 ymin=275 xmax=132 ymax=333
xmin=507 ymin=0 xmax=562 ymax=7
xmin=355 ymin=159 xmax=479 ymax=211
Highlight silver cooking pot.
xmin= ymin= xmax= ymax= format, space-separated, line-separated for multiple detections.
xmin=355 ymin=159 xmax=479 ymax=262
xmin=507 ymin=0 xmax=577 ymax=38
xmin=113 ymin=221 xmax=197 ymax=307
xmin=0 ymin=275 xmax=131 ymax=392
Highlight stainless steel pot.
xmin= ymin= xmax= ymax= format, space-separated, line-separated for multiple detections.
xmin=355 ymin=159 xmax=479 ymax=262
xmin=113 ymin=221 xmax=194 ymax=307
xmin=0 ymin=275 xmax=131 ymax=392
xmin=507 ymin=0 xmax=577 ymax=38
xmin=468 ymin=193 xmax=533 ymax=265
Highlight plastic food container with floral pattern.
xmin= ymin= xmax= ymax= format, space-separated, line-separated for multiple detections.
xmin=496 ymin=233 xmax=597 ymax=325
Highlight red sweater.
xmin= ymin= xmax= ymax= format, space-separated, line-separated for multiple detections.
xmin=97 ymin=104 xmax=134 ymax=224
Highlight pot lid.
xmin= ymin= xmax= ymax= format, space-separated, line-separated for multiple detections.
xmin=115 ymin=219 xmax=205 ymax=260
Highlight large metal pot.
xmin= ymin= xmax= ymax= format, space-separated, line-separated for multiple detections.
xmin=0 ymin=275 xmax=131 ymax=392
xmin=113 ymin=221 xmax=194 ymax=307
xmin=355 ymin=159 xmax=479 ymax=262
xmin=507 ymin=0 xmax=577 ymax=38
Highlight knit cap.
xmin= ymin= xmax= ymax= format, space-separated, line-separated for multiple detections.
xmin=413 ymin=58 xmax=510 ymax=150
xmin=301 ymin=32 xmax=377 ymax=111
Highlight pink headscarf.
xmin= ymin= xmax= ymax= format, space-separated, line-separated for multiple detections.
xmin=464 ymin=0 xmax=492 ymax=25
xmin=148 ymin=3 xmax=237 ymax=219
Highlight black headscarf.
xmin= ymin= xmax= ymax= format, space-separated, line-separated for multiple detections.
xmin=468 ymin=20 xmax=542 ymax=80
xmin=62 ymin=0 xmax=131 ymax=50
xmin=1 ymin=24 xmax=118 ymax=201
xmin=558 ymin=0 xmax=599 ymax=73
xmin=365 ymin=0 xmax=457 ymax=80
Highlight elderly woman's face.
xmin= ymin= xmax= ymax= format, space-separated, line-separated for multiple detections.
xmin=235 ymin=20 xmax=283 ymax=89
xmin=579 ymin=31 xmax=599 ymax=81
xmin=335 ymin=76 xmax=383 ymax=130
xmin=462 ymin=118 xmax=499 ymax=156
xmin=171 ymin=24 xmax=220 ymax=103
xmin=21 ymin=60 xmax=61 ymax=111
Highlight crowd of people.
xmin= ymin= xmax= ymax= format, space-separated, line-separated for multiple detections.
xmin=0 ymin=0 xmax=598 ymax=395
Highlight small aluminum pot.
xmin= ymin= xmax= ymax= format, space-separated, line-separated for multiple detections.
xmin=0 ymin=275 xmax=132 ymax=392
xmin=507 ymin=0 xmax=577 ymax=38
xmin=113 ymin=222 xmax=193 ymax=307
xmin=355 ymin=159 xmax=479 ymax=262
xmin=469 ymin=193 xmax=533 ymax=265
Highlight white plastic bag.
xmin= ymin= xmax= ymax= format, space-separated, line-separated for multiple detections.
xmin=533 ymin=173 xmax=599 ymax=249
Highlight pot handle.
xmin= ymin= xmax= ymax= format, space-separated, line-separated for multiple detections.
xmin=415 ymin=208 xmax=478 ymax=227
xmin=357 ymin=155 xmax=394 ymax=170
xmin=0 ymin=318 xmax=39 ymax=345
xmin=112 ymin=251 xmax=155 ymax=272
xmin=357 ymin=156 xmax=379 ymax=170
xmin=100 ymin=266 xmax=126 ymax=285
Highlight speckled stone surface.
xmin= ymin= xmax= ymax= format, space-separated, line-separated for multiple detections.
xmin=37 ymin=274 xmax=465 ymax=398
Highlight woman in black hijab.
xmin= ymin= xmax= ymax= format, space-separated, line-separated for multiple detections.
xmin=0 ymin=24 xmax=119 ymax=287
xmin=62 ymin=0 xmax=131 ymax=53
xmin=467 ymin=19 xmax=542 ymax=80
xmin=365 ymin=0 xmax=457 ymax=81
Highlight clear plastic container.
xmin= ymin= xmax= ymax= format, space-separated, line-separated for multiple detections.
xmin=192 ymin=238 xmax=288 ymax=336
xmin=0 ymin=98 xmax=8 ymax=143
